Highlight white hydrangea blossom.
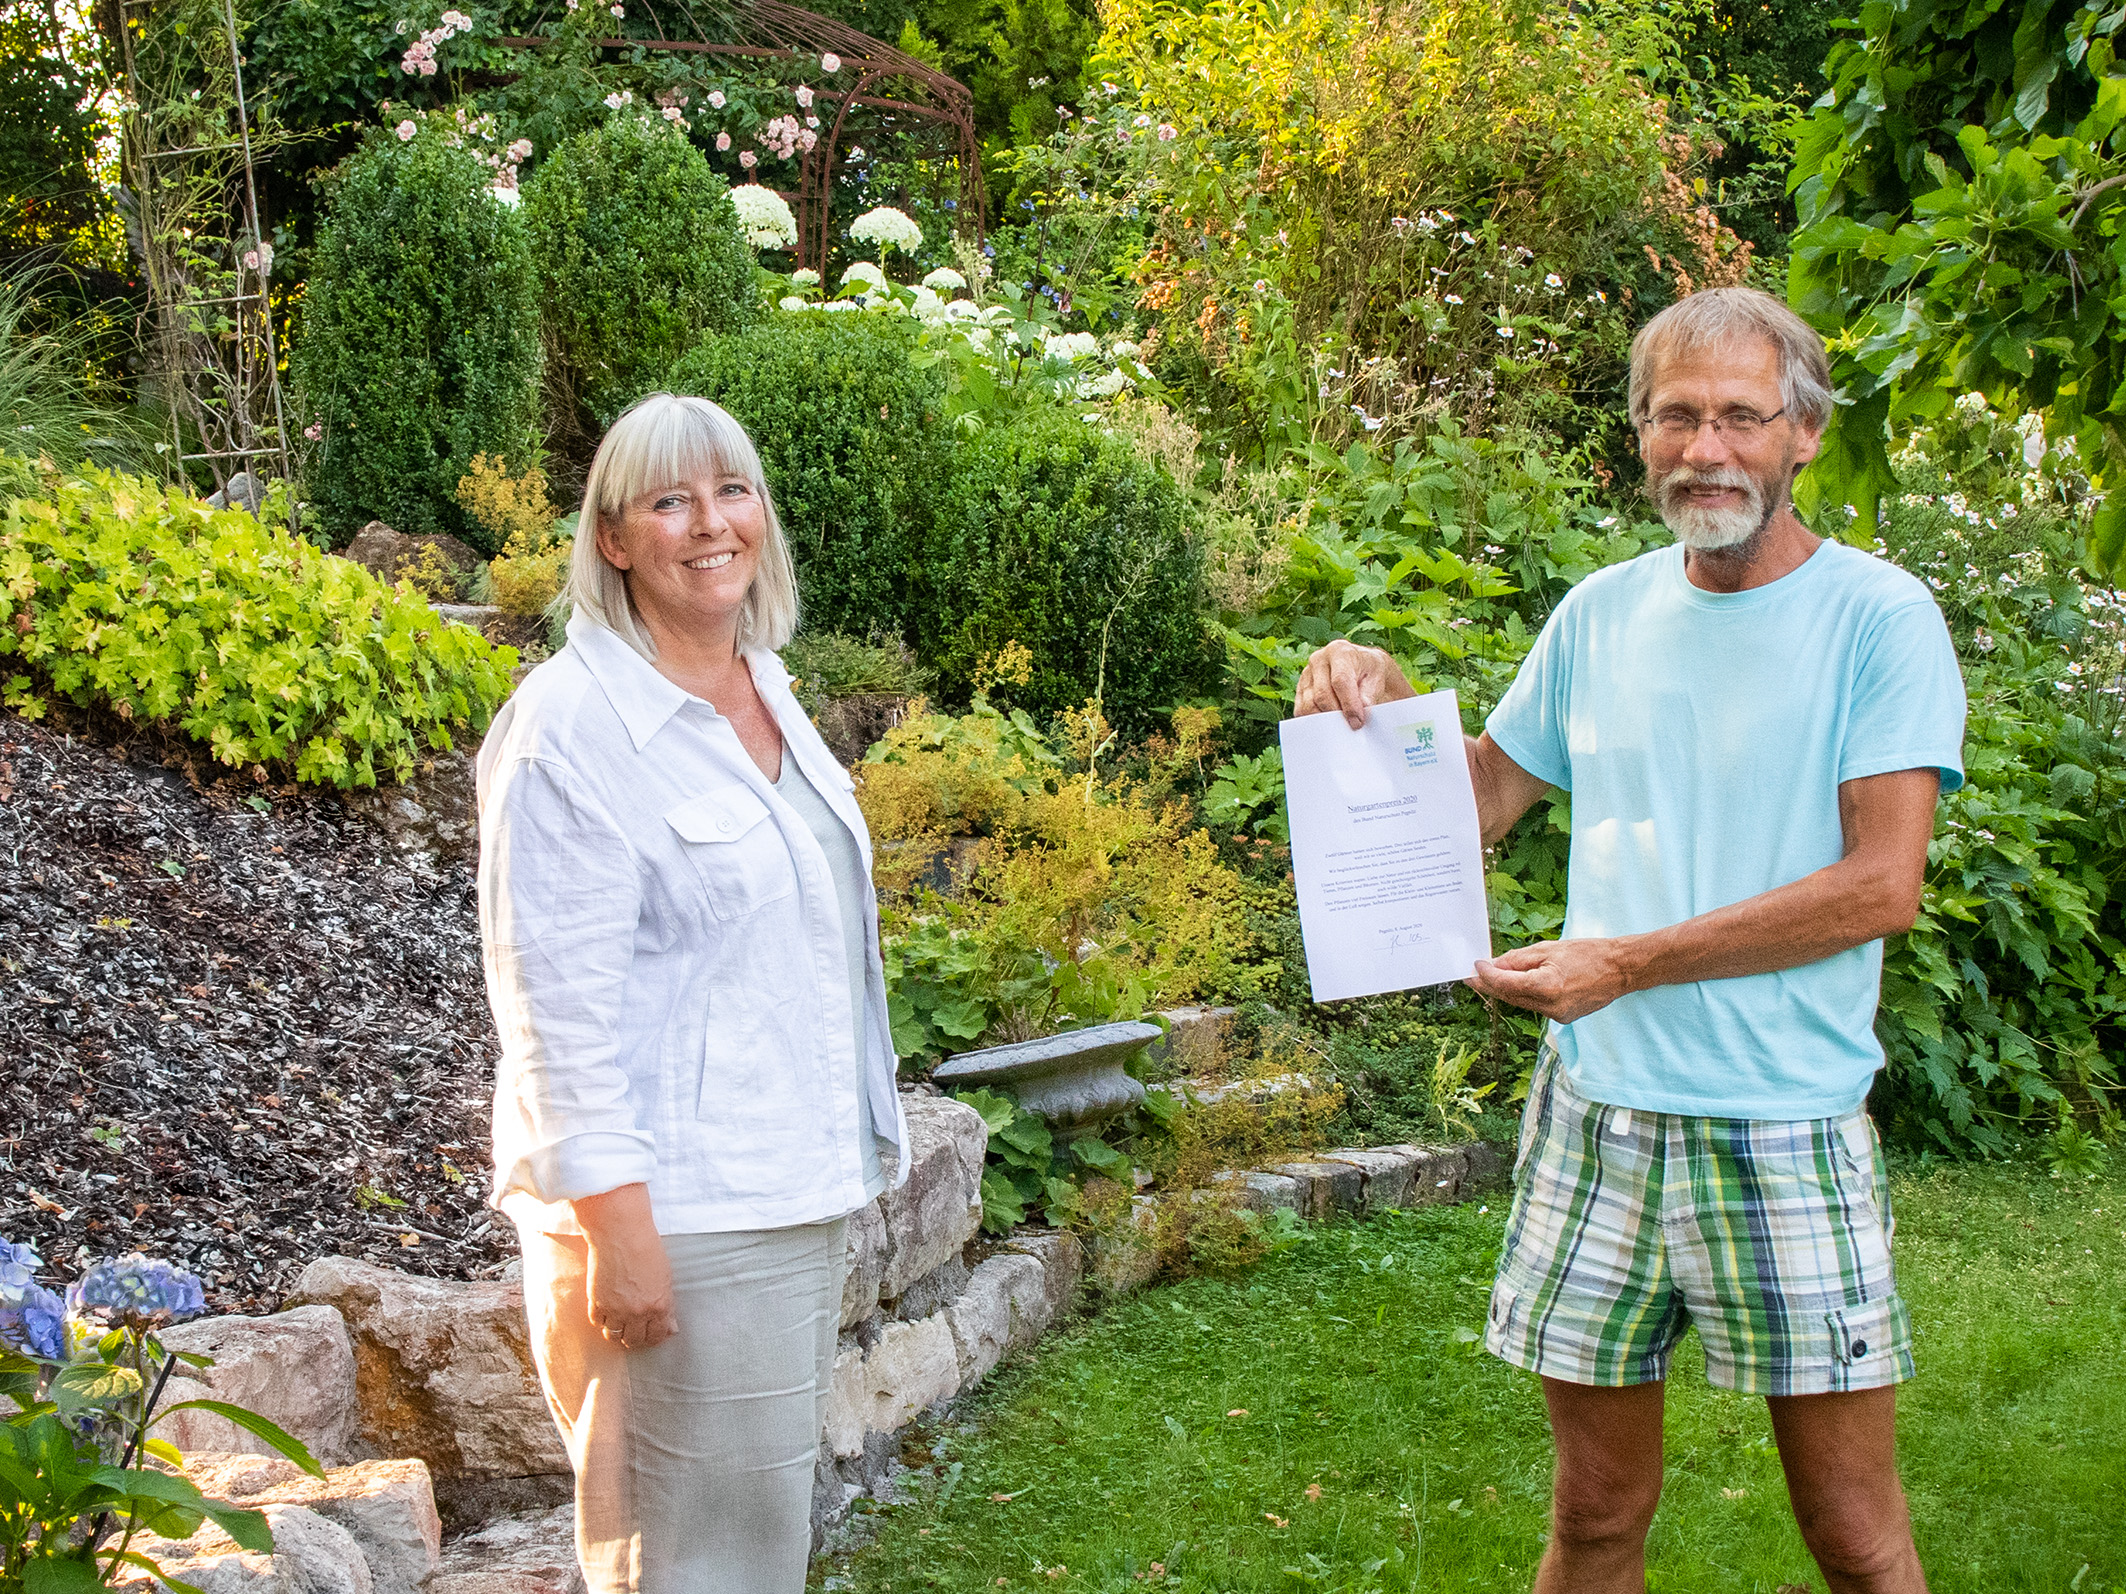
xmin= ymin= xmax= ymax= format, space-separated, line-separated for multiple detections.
xmin=1078 ymin=368 xmax=1131 ymax=399
xmin=779 ymin=294 xmax=810 ymax=312
xmin=1954 ymin=390 xmax=1990 ymax=415
xmin=729 ymin=185 xmax=798 ymax=250
xmin=1110 ymin=339 xmax=1140 ymax=359
xmin=910 ymin=285 xmax=946 ymax=322
xmin=791 ymin=268 xmax=820 ymax=287
xmin=840 ymin=260 xmax=887 ymax=291
xmin=1043 ymin=331 xmax=1099 ymax=362
xmin=820 ymin=299 xmax=859 ymax=312
xmin=945 ymin=298 xmax=980 ymax=320
xmin=921 ymin=265 xmax=967 ymax=292
xmin=848 ymin=205 xmax=923 ymax=256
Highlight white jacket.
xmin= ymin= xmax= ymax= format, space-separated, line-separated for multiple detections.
xmin=476 ymin=612 xmax=908 ymax=1236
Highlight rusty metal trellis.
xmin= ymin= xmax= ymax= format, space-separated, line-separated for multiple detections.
xmin=501 ymin=0 xmax=984 ymax=270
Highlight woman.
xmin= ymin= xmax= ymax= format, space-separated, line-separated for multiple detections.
xmin=476 ymin=392 xmax=906 ymax=1593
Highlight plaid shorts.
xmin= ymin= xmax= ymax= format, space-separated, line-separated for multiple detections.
xmin=1485 ymin=1049 xmax=1914 ymax=1396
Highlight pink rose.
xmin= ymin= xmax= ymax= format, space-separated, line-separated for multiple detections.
xmin=715 ymin=131 xmax=731 ymax=151
xmin=396 ymin=119 xmax=417 ymax=141
xmin=707 ymin=90 xmax=725 ymax=108
xmin=303 ymin=423 xmax=322 ymax=441
xmin=821 ymin=52 xmax=840 ymax=72
xmin=795 ymin=85 xmax=813 ymax=108
xmin=419 ymin=56 xmax=437 ymax=75
xmin=739 ymin=148 xmax=757 ymax=168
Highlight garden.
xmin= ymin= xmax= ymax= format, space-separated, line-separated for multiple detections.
xmin=3 ymin=0 xmax=2125 ymax=1584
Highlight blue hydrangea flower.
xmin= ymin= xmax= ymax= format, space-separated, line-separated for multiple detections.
xmin=0 ymin=1239 xmax=40 ymax=1294
xmin=66 ymin=1254 xmax=207 ymax=1328
xmin=0 ymin=1283 xmax=67 ymax=1360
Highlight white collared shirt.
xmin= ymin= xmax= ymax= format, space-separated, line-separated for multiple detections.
xmin=476 ymin=611 xmax=907 ymax=1236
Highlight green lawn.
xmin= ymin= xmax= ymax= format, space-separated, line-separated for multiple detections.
xmin=824 ymin=1159 xmax=2125 ymax=1594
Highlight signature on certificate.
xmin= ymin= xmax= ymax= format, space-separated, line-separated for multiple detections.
xmin=1385 ymin=926 xmax=1434 ymax=951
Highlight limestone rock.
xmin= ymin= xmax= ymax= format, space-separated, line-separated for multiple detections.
xmin=205 ymin=472 xmax=265 ymax=516
xmin=292 ymin=1257 xmax=565 ymax=1480
xmin=819 ymin=1314 xmax=960 ymax=1460
xmin=944 ymin=1252 xmax=1049 ymax=1385
xmin=1321 ymin=1148 xmax=1417 ymax=1211
xmin=117 ymin=1503 xmax=374 ymax=1593
xmin=876 ymin=1095 xmax=987 ymax=1303
xmin=428 ymin=1504 xmax=585 ymax=1594
xmin=340 ymin=523 xmax=481 ymax=590
xmin=1002 ymin=1230 xmax=1083 ymax=1323
xmin=1270 ymin=1160 xmax=1365 ymax=1220
xmin=839 ymin=1200 xmax=887 ymax=1329
xmin=1087 ymin=1195 xmax=1162 ymax=1296
xmin=1404 ymin=1145 xmax=1471 ymax=1205
xmin=1210 ymin=1169 xmax=1302 ymax=1215
xmin=157 ymin=1306 xmax=359 ymax=1467
xmin=181 ymin=1456 xmax=440 ymax=1594
xmin=1464 ymin=1140 xmax=1508 ymax=1192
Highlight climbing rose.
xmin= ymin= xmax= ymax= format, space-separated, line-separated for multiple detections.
xmin=821 ymin=52 xmax=840 ymax=71
xmin=395 ymin=119 xmax=416 ymax=141
xmin=707 ymin=90 xmax=725 ymax=108
xmin=739 ymin=148 xmax=757 ymax=168
xmin=795 ymin=85 xmax=813 ymax=108
xmin=715 ymin=131 xmax=731 ymax=151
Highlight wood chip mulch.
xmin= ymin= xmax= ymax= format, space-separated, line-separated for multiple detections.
xmin=0 ymin=712 xmax=511 ymax=1314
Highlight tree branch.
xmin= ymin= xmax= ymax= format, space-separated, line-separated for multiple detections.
xmin=2070 ymin=173 xmax=2126 ymax=230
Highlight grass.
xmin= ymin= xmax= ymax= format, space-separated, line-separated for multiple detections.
xmin=823 ymin=1157 xmax=2126 ymax=1594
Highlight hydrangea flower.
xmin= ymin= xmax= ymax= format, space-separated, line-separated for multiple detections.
xmin=1079 ymin=368 xmax=1131 ymax=399
xmin=847 ymin=205 xmax=922 ymax=256
xmin=791 ymin=268 xmax=820 ymax=287
xmin=779 ymin=295 xmax=810 ymax=311
xmin=1043 ymin=331 xmax=1098 ymax=362
xmin=67 ymin=1254 xmax=207 ymax=1329
xmin=0 ymin=1283 xmax=65 ymax=1360
xmin=730 ymin=184 xmax=798 ymax=250
xmin=840 ymin=260 xmax=887 ymax=291
xmin=921 ymin=266 xmax=967 ymax=292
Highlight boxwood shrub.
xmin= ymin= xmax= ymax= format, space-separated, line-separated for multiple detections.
xmin=0 ymin=468 xmax=517 ymax=788
xmin=665 ymin=313 xmax=948 ymax=638
xmin=292 ymin=126 xmax=541 ymax=553
xmin=920 ymin=408 xmax=1216 ymax=727
xmin=527 ymin=115 xmax=758 ymax=434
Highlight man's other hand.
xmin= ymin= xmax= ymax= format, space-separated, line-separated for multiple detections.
xmin=1471 ymin=939 xmax=1635 ymax=1024
xmin=1294 ymin=640 xmax=1418 ymax=728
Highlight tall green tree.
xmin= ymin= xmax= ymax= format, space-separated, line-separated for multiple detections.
xmin=1787 ymin=0 xmax=2126 ymax=568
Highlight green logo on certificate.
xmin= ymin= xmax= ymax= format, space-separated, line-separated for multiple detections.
xmin=1398 ymin=721 xmax=1439 ymax=770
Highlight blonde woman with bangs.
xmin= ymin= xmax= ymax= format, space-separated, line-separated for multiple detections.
xmin=475 ymin=392 xmax=907 ymax=1593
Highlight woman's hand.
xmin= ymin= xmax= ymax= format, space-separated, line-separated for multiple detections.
xmin=569 ymin=1184 xmax=677 ymax=1351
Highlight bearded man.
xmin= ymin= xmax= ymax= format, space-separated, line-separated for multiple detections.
xmin=1295 ymin=288 xmax=1963 ymax=1594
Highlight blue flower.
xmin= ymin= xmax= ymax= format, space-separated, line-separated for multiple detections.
xmin=0 ymin=1239 xmax=40 ymax=1293
xmin=67 ymin=1254 xmax=207 ymax=1328
xmin=0 ymin=1284 xmax=66 ymax=1360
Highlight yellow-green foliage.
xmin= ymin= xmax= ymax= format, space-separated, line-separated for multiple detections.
xmin=0 ymin=468 xmax=518 ymax=787
xmin=858 ymin=696 xmax=1277 ymax=1057
xmin=398 ymin=543 xmax=461 ymax=605
xmin=456 ymin=453 xmax=570 ymax=617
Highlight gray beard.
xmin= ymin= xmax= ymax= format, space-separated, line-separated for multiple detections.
xmin=1653 ymin=464 xmax=1781 ymax=555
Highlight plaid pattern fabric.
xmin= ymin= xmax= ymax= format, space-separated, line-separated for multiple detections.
xmin=1486 ymin=1049 xmax=1914 ymax=1396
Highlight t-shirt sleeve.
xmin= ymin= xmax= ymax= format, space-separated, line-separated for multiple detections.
xmin=1842 ymin=596 xmax=1968 ymax=793
xmin=1485 ymin=598 xmax=1576 ymax=790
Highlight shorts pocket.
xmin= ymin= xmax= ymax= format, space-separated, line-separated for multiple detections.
xmin=665 ymin=783 xmax=797 ymax=921
xmin=1511 ymin=1047 xmax=1560 ymax=1186
xmin=1825 ymin=1294 xmax=1909 ymax=1373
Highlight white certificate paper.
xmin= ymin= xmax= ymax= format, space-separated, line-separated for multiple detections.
xmin=1279 ymin=690 xmax=1493 ymax=1003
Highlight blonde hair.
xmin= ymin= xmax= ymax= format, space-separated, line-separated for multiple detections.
xmin=1627 ymin=287 xmax=1834 ymax=431
xmin=565 ymin=391 xmax=800 ymax=656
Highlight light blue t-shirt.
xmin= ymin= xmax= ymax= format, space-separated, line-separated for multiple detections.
xmin=1485 ymin=540 xmax=1967 ymax=1120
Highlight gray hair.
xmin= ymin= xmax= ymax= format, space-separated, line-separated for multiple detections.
xmin=565 ymin=391 xmax=799 ymax=657
xmin=1627 ymin=287 xmax=1833 ymax=431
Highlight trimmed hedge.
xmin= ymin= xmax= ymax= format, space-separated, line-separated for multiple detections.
xmin=920 ymin=408 xmax=1216 ymax=726
xmin=0 ymin=468 xmax=517 ymax=788
xmin=665 ymin=313 xmax=949 ymax=638
xmin=292 ymin=127 xmax=541 ymax=553
xmin=526 ymin=115 xmax=758 ymax=432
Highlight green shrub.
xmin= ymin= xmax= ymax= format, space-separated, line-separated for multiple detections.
xmin=920 ymin=407 xmax=1215 ymax=725
xmin=293 ymin=121 xmax=541 ymax=553
xmin=0 ymin=468 xmax=518 ymax=788
xmin=666 ymin=314 xmax=949 ymax=637
xmin=527 ymin=114 xmax=758 ymax=432
xmin=781 ymin=629 xmax=932 ymax=714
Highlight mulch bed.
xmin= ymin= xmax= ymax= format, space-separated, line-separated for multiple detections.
xmin=0 ymin=710 xmax=510 ymax=1314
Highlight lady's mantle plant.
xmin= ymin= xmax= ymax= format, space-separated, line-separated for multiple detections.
xmin=0 ymin=1239 xmax=324 ymax=1590
xmin=0 ymin=468 xmax=518 ymax=788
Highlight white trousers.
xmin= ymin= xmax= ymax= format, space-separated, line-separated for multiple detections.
xmin=516 ymin=1219 xmax=847 ymax=1594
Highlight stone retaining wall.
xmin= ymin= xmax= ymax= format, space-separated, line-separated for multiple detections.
xmin=143 ymin=1101 xmax=1503 ymax=1588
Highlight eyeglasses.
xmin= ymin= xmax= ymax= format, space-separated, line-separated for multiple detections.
xmin=1639 ymin=406 xmax=1787 ymax=443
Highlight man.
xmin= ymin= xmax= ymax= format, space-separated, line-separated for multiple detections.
xmin=1294 ymin=287 xmax=1964 ymax=1594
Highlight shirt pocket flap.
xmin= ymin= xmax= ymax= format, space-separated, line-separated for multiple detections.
xmin=665 ymin=782 xmax=773 ymax=845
